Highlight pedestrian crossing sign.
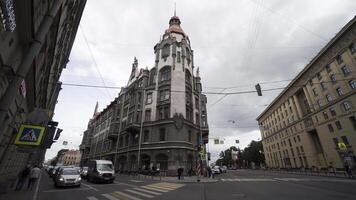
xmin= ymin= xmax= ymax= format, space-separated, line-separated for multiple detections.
xmin=14 ymin=125 xmax=45 ymax=146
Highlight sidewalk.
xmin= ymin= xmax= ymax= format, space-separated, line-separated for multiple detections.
xmin=0 ymin=171 xmax=44 ymax=200
xmin=258 ymin=169 xmax=355 ymax=179
xmin=116 ymin=174 xmax=218 ymax=183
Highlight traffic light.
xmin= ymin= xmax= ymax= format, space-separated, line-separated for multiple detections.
xmin=255 ymin=83 xmax=262 ymax=96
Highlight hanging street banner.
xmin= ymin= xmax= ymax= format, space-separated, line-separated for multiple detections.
xmin=14 ymin=125 xmax=45 ymax=146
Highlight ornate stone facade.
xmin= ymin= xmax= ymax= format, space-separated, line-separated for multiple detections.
xmin=80 ymin=15 xmax=209 ymax=175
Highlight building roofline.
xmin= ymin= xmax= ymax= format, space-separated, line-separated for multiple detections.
xmin=256 ymin=15 xmax=356 ymax=121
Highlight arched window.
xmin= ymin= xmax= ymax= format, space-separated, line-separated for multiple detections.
xmin=160 ymin=66 xmax=171 ymax=82
xmin=161 ymin=44 xmax=170 ymax=58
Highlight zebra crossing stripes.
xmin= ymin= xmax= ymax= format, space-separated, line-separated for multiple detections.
xmin=125 ymin=189 xmax=154 ymax=198
xmin=91 ymin=182 xmax=185 ymax=200
xmin=132 ymin=187 xmax=162 ymax=195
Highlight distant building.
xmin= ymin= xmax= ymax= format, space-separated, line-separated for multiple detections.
xmin=0 ymin=0 xmax=85 ymax=191
xmin=80 ymin=14 xmax=209 ymax=175
xmin=257 ymin=16 xmax=356 ymax=169
xmin=58 ymin=150 xmax=81 ymax=166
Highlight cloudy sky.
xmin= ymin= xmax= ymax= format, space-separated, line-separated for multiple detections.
xmin=46 ymin=0 xmax=356 ymax=161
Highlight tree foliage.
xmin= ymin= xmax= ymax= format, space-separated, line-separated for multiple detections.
xmin=215 ymin=140 xmax=265 ymax=167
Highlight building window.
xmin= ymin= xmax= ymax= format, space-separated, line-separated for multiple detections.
xmin=185 ymin=71 xmax=192 ymax=85
xmin=335 ymin=121 xmax=342 ymax=130
xmin=309 ymin=80 xmax=313 ymax=86
xmin=195 ymin=97 xmax=199 ymax=109
xmin=336 ymin=55 xmax=343 ymax=64
xmin=349 ymin=116 xmax=356 ymax=130
xmin=341 ymin=101 xmax=352 ymax=111
xmin=188 ymin=130 xmax=192 ymax=142
xmin=159 ymin=89 xmax=170 ymax=101
xmin=330 ymin=74 xmax=336 ymax=83
xmin=336 ymin=88 xmax=344 ymax=97
xmin=349 ymin=43 xmax=356 ymax=54
xmin=300 ymin=146 xmax=304 ymax=153
xmin=341 ymin=136 xmax=349 ymax=145
xmin=329 ymin=107 xmax=336 ymax=116
xmin=341 ymin=66 xmax=351 ymax=76
xmin=146 ymin=93 xmax=152 ymax=104
xmin=312 ymin=88 xmax=317 ymax=96
xmin=323 ymin=111 xmax=329 ymax=120
xmin=150 ymin=69 xmax=157 ymax=84
xmin=159 ymin=128 xmax=166 ymax=141
xmin=158 ymin=106 xmax=170 ymax=120
xmin=145 ymin=109 xmax=151 ymax=121
xmin=160 ymin=67 xmax=171 ymax=82
xmin=349 ymin=80 xmax=356 ymax=89
xmin=326 ymin=94 xmax=333 ymax=103
xmin=325 ymin=64 xmax=331 ymax=73
xmin=316 ymin=72 xmax=322 ymax=80
xmin=327 ymin=124 xmax=334 ymax=133
xmin=297 ymin=135 xmax=301 ymax=142
xmin=177 ymin=51 xmax=181 ymax=63
xmin=321 ymin=82 xmax=326 ymax=90
xmin=161 ymin=44 xmax=170 ymax=58
xmin=143 ymin=130 xmax=149 ymax=142
xmin=195 ymin=113 xmax=200 ymax=125
xmin=186 ymin=108 xmax=193 ymax=121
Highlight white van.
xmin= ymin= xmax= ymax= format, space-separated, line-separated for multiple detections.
xmin=87 ymin=160 xmax=115 ymax=183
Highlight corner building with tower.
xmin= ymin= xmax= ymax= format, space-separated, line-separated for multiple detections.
xmin=80 ymin=14 xmax=209 ymax=175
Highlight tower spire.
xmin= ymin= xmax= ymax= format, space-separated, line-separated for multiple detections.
xmin=174 ymin=2 xmax=176 ymax=16
xmin=93 ymin=101 xmax=99 ymax=117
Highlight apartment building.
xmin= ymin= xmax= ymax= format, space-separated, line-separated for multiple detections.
xmin=257 ymin=16 xmax=356 ymax=169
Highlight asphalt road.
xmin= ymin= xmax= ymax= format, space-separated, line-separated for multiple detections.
xmin=36 ymin=169 xmax=356 ymax=200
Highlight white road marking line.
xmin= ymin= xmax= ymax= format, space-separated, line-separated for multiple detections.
xmin=132 ymin=187 xmax=162 ymax=195
xmin=146 ymin=185 xmax=174 ymax=190
xmin=43 ymin=188 xmax=92 ymax=193
xmin=82 ymin=183 xmax=99 ymax=191
xmin=33 ymin=171 xmax=42 ymax=200
xmin=141 ymin=186 xmax=168 ymax=193
xmin=114 ymin=191 xmax=143 ymax=200
xmin=154 ymin=184 xmax=181 ymax=189
xmin=125 ymin=189 xmax=154 ymax=198
xmin=102 ymin=194 xmax=118 ymax=200
xmin=87 ymin=197 xmax=99 ymax=200
xmin=130 ymin=180 xmax=144 ymax=183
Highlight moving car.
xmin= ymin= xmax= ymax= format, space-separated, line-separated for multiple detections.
xmin=54 ymin=168 xmax=81 ymax=188
xmin=80 ymin=167 xmax=88 ymax=178
xmin=87 ymin=160 xmax=115 ymax=183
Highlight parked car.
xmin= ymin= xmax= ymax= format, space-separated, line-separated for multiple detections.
xmin=80 ymin=167 xmax=88 ymax=178
xmin=212 ymin=166 xmax=221 ymax=174
xmin=220 ymin=166 xmax=227 ymax=173
xmin=87 ymin=160 xmax=115 ymax=183
xmin=54 ymin=168 xmax=81 ymax=188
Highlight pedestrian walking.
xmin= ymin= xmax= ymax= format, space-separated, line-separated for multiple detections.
xmin=27 ymin=165 xmax=41 ymax=190
xmin=344 ymin=161 xmax=354 ymax=178
xmin=177 ymin=167 xmax=183 ymax=180
xmin=15 ymin=164 xmax=31 ymax=191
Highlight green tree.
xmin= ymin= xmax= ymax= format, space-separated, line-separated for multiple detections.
xmin=241 ymin=140 xmax=265 ymax=167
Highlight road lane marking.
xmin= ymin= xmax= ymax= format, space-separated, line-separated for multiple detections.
xmin=130 ymin=180 xmax=144 ymax=183
xmin=82 ymin=183 xmax=99 ymax=191
xmin=43 ymin=188 xmax=92 ymax=193
xmin=87 ymin=197 xmax=99 ymax=200
xmin=145 ymin=184 xmax=174 ymax=190
xmin=114 ymin=191 xmax=143 ymax=200
xmin=141 ymin=186 xmax=168 ymax=193
xmin=102 ymin=194 xmax=120 ymax=200
xmin=132 ymin=188 xmax=162 ymax=195
xmin=125 ymin=189 xmax=154 ymax=198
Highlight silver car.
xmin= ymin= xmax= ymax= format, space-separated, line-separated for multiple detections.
xmin=54 ymin=168 xmax=81 ymax=188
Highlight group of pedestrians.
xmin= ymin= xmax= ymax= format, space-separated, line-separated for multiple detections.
xmin=15 ymin=164 xmax=41 ymax=191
